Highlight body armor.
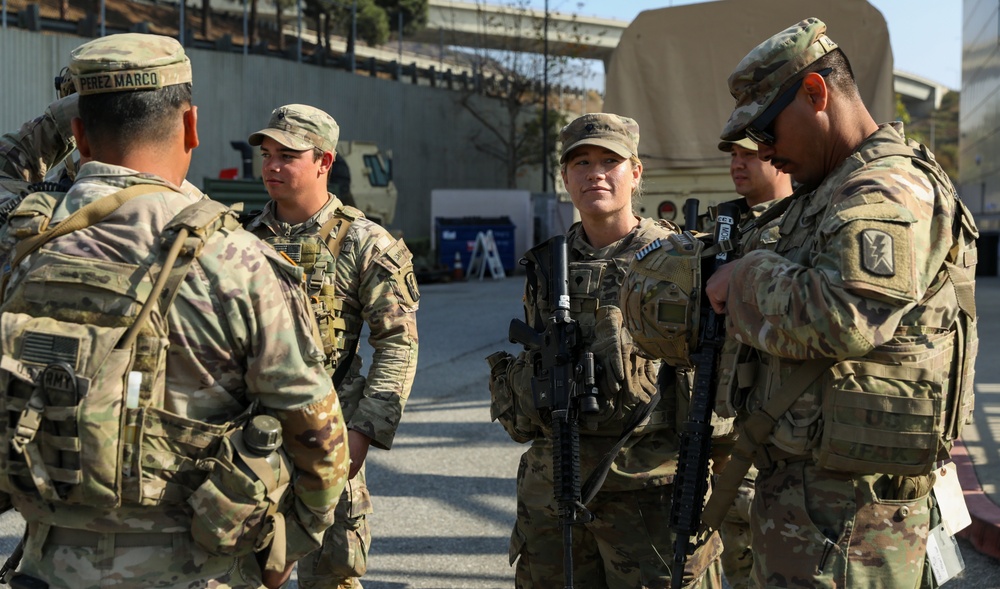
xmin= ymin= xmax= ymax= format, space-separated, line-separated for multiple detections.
xmin=263 ymin=205 xmax=364 ymax=378
xmin=757 ymin=135 xmax=978 ymax=475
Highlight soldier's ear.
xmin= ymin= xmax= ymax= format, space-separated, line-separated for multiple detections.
xmin=801 ymin=72 xmax=828 ymax=112
xmin=183 ymin=105 xmax=199 ymax=151
xmin=71 ymin=117 xmax=91 ymax=158
xmin=319 ymin=151 xmax=334 ymax=175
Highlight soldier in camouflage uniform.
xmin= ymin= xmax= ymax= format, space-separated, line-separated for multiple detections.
xmin=1 ymin=34 xmax=349 ymax=589
xmin=0 ymin=93 xmax=79 ymax=271
xmin=0 ymin=94 xmax=77 ymax=199
xmin=711 ymin=137 xmax=791 ymax=589
xmin=244 ymin=104 xmax=419 ymax=589
xmin=488 ymin=113 xmax=723 ymax=589
xmin=705 ymin=19 xmax=978 ymax=588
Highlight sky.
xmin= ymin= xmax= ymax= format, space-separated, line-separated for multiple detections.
xmin=522 ymin=0 xmax=962 ymax=90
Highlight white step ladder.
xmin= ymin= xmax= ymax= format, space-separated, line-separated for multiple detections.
xmin=465 ymin=230 xmax=506 ymax=280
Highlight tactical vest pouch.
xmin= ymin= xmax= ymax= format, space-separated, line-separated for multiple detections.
xmin=715 ymin=339 xmax=758 ymax=420
xmin=134 ymin=407 xmax=230 ymax=506
xmin=564 ymin=261 xmax=660 ymax=436
xmin=817 ymin=329 xmax=954 ymax=475
xmin=5 ymin=191 xmax=60 ymax=240
xmin=311 ymin=282 xmax=346 ymax=362
xmin=188 ymin=427 xmax=291 ymax=557
xmin=0 ymin=251 xmax=147 ymax=507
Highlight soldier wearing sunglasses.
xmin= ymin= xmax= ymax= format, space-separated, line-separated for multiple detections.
xmin=705 ymin=17 xmax=978 ymax=589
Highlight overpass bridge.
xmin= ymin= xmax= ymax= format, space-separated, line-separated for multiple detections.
xmin=415 ymin=0 xmax=951 ymax=113
xmin=417 ymin=0 xmax=624 ymax=62
xmin=205 ymin=0 xmax=949 ymax=111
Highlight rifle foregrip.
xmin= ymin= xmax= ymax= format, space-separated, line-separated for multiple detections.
xmin=552 ymin=410 xmax=582 ymax=510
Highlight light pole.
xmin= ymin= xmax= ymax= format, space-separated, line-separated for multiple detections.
xmin=350 ymin=0 xmax=357 ymax=72
xmin=297 ymin=0 xmax=302 ymax=63
xmin=541 ymin=0 xmax=549 ymax=193
xmin=242 ymin=0 xmax=248 ymax=56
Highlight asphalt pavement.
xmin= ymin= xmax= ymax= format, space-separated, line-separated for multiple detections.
xmin=0 ymin=275 xmax=996 ymax=588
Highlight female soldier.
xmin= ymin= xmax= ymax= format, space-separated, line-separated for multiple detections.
xmin=488 ymin=113 xmax=723 ymax=589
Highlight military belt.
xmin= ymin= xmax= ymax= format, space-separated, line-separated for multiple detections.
xmin=47 ymin=527 xmax=176 ymax=548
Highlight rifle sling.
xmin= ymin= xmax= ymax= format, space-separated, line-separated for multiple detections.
xmin=332 ymin=341 xmax=358 ymax=389
xmin=581 ymin=391 xmax=661 ymax=505
xmin=701 ymin=357 xmax=833 ymax=531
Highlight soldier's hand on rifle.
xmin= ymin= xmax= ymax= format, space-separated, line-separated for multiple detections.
xmin=591 ymin=306 xmax=627 ymax=393
xmin=706 ymin=262 xmax=737 ymax=314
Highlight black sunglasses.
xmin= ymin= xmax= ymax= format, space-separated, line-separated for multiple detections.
xmin=745 ymin=68 xmax=832 ymax=146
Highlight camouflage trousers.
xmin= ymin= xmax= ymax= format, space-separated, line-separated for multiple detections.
xmin=297 ymin=466 xmax=373 ymax=589
xmin=511 ymin=445 xmax=724 ymax=589
xmin=17 ymin=521 xmax=264 ymax=588
xmin=749 ymin=460 xmax=936 ymax=588
xmin=719 ymin=472 xmax=755 ymax=589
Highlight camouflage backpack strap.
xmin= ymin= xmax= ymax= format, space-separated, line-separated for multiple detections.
xmin=942 ymin=180 xmax=979 ymax=443
xmin=701 ymin=357 xmax=833 ymax=531
xmin=151 ymin=199 xmax=242 ymax=317
xmin=318 ymin=204 xmax=363 ymax=258
xmin=8 ymin=183 xmax=162 ymax=276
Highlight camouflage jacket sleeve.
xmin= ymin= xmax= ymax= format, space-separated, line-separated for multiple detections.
xmin=724 ymin=155 xmax=954 ymax=360
xmin=341 ymin=221 xmax=419 ymax=450
xmin=213 ymin=235 xmax=349 ymax=561
xmin=0 ymin=94 xmax=77 ymax=183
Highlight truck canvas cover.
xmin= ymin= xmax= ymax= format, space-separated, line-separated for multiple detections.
xmin=603 ymin=0 xmax=894 ymax=169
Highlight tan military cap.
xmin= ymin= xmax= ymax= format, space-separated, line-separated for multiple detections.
xmin=249 ymin=104 xmax=340 ymax=154
xmin=718 ymin=137 xmax=758 ymax=152
xmin=559 ymin=113 xmax=639 ymax=163
xmin=720 ymin=18 xmax=838 ymax=141
xmin=69 ymin=33 xmax=192 ymax=96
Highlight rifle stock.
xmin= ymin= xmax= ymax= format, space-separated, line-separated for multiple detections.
xmin=508 ymin=235 xmax=593 ymax=589
xmin=669 ymin=202 xmax=740 ymax=589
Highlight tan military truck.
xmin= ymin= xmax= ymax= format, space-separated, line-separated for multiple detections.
xmin=204 ymin=139 xmax=398 ymax=225
xmin=602 ymin=0 xmax=895 ymax=225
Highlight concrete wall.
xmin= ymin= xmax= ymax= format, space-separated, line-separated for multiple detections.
xmin=0 ymin=28 xmax=543 ymax=242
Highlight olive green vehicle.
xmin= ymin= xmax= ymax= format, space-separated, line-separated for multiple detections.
xmin=601 ymin=0 xmax=894 ymax=226
xmin=204 ymin=140 xmax=397 ymax=225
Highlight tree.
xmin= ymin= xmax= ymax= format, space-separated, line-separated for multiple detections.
xmin=250 ymin=0 xmax=260 ymax=47
xmin=330 ymin=0 xmax=390 ymax=56
xmin=273 ymin=0 xmax=298 ymax=51
xmin=296 ymin=0 xmax=427 ymax=62
xmin=450 ymin=0 xmax=593 ymax=188
xmin=376 ymin=0 xmax=428 ymax=36
xmin=303 ymin=0 xmax=332 ymax=55
xmin=201 ymin=0 xmax=212 ymax=38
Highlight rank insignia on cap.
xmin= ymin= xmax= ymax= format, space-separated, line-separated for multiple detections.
xmin=861 ymin=229 xmax=894 ymax=276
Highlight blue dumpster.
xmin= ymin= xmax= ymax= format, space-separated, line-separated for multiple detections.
xmin=436 ymin=216 xmax=517 ymax=273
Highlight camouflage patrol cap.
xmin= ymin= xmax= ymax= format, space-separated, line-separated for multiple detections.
xmin=559 ymin=113 xmax=639 ymax=163
xmin=249 ymin=104 xmax=339 ymax=154
xmin=69 ymin=33 xmax=192 ymax=96
xmin=720 ymin=18 xmax=838 ymax=141
xmin=718 ymin=137 xmax=758 ymax=152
